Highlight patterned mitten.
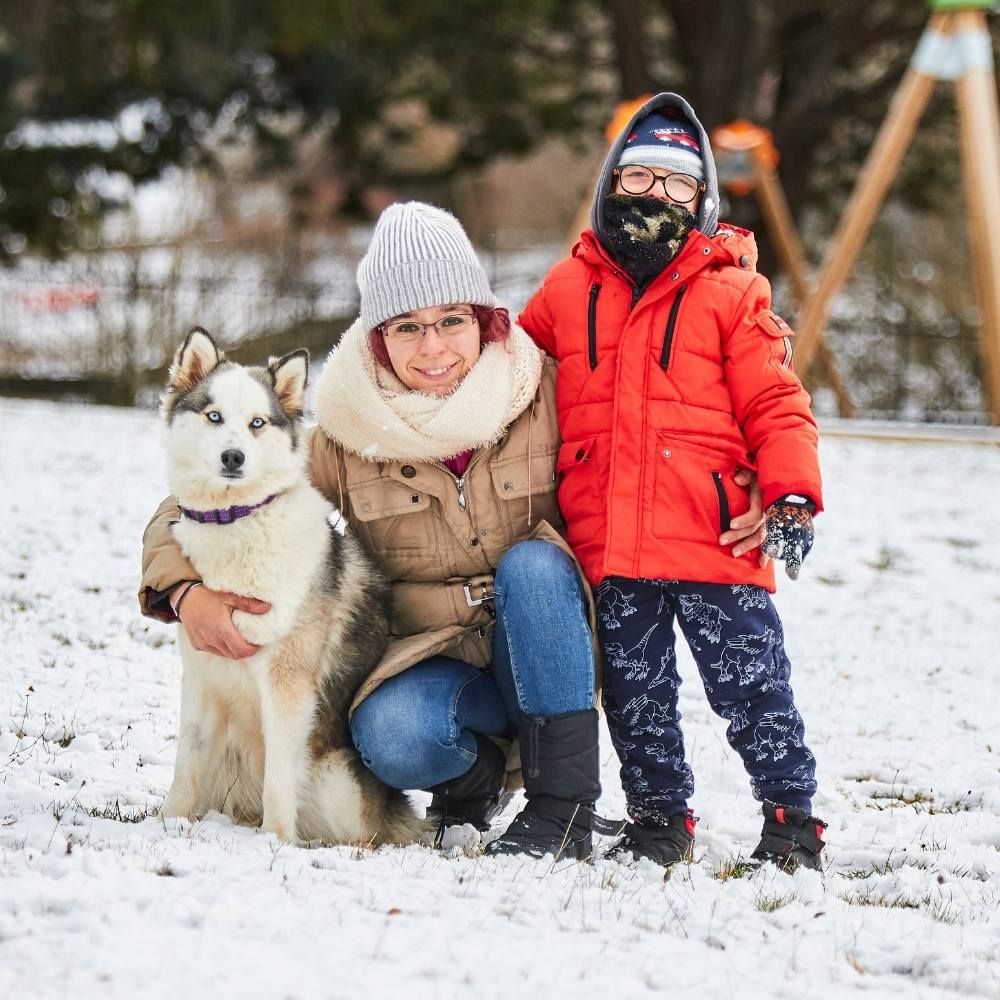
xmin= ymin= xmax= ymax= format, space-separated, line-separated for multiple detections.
xmin=761 ymin=495 xmax=816 ymax=580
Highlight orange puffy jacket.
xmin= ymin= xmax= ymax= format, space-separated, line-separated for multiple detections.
xmin=519 ymin=226 xmax=823 ymax=592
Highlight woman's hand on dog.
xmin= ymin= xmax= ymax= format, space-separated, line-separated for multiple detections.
xmin=719 ymin=467 xmax=770 ymax=568
xmin=178 ymin=586 xmax=271 ymax=659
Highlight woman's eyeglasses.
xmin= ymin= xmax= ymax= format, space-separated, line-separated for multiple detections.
xmin=381 ymin=312 xmax=478 ymax=345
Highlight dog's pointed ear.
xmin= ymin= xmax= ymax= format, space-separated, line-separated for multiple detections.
xmin=168 ymin=328 xmax=223 ymax=396
xmin=268 ymin=349 xmax=309 ymax=417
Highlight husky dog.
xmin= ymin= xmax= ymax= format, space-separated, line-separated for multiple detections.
xmin=159 ymin=328 xmax=422 ymax=846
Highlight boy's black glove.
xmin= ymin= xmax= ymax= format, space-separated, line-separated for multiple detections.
xmin=761 ymin=495 xmax=816 ymax=580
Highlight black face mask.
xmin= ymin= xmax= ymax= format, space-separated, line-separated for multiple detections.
xmin=601 ymin=194 xmax=697 ymax=284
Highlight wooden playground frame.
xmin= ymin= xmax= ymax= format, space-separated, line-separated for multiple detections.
xmin=735 ymin=1 xmax=1000 ymax=426
xmin=573 ymin=2 xmax=1000 ymax=435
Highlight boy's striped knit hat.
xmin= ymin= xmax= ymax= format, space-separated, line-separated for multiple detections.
xmin=357 ymin=201 xmax=498 ymax=331
xmin=617 ymin=112 xmax=705 ymax=180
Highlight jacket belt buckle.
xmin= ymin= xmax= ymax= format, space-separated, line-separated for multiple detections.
xmin=463 ymin=582 xmax=494 ymax=607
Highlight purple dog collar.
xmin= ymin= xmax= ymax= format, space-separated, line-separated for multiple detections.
xmin=179 ymin=493 xmax=279 ymax=525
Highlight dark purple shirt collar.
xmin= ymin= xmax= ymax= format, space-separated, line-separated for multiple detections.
xmin=178 ymin=493 xmax=279 ymax=525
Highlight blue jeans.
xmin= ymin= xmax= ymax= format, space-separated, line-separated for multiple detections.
xmin=351 ymin=540 xmax=595 ymax=790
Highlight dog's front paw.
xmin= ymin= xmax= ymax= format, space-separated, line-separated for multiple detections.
xmin=160 ymin=793 xmax=197 ymax=822
xmin=261 ymin=789 xmax=299 ymax=843
xmin=261 ymin=815 xmax=297 ymax=844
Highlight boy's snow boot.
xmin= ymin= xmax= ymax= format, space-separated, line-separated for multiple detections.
xmin=485 ymin=709 xmax=600 ymax=861
xmin=750 ymin=803 xmax=827 ymax=872
xmin=427 ymin=735 xmax=508 ymax=845
xmin=604 ymin=810 xmax=696 ymax=867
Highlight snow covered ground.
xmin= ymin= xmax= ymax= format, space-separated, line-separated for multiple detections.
xmin=1 ymin=396 xmax=999 ymax=1000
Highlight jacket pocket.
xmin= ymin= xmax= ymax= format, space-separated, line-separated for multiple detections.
xmin=651 ymin=433 xmax=749 ymax=543
xmin=556 ymin=435 xmax=606 ymax=537
xmin=490 ymin=445 xmax=561 ymax=545
xmin=658 ymin=284 xmax=688 ymax=370
xmin=711 ymin=471 xmax=731 ymax=533
xmin=754 ymin=310 xmax=799 ymax=381
xmin=557 ymin=434 xmax=604 ymax=497
xmin=587 ymin=283 xmax=601 ymax=370
xmin=490 ymin=446 xmax=559 ymax=500
xmin=346 ymin=479 xmax=433 ymax=552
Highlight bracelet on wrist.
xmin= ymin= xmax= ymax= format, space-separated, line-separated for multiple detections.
xmin=173 ymin=582 xmax=203 ymax=620
xmin=168 ymin=581 xmax=192 ymax=613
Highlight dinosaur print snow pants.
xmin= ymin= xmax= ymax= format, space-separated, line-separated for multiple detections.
xmin=595 ymin=577 xmax=817 ymax=823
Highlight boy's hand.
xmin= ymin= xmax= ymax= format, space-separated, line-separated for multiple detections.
xmin=721 ymin=467 xmax=770 ymax=567
xmin=761 ymin=495 xmax=816 ymax=580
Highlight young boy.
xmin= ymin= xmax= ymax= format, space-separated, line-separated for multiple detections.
xmin=518 ymin=92 xmax=827 ymax=870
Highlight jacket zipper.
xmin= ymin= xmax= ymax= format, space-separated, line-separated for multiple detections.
xmin=712 ymin=471 xmax=731 ymax=534
xmin=434 ymin=454 xmax=484 ymax=513
xmin=587 ymin=282 xmax=601 ymax=371
xmin=659 ymin=284 xmax=688 ymax=370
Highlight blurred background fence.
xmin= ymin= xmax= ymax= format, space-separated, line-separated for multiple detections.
xmin=0 ymin=0 xmax=995 ymax=424
xmin=0 ymin=227 xmax=987 ymax=423
xmin=0 ymin=240 xmax=363 ymax=406
xmin=0 ymin=231 xmax=563 ymax=408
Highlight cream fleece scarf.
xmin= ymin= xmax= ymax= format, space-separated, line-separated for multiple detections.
xmin=313 ymin=319 xmax=543 ymax=462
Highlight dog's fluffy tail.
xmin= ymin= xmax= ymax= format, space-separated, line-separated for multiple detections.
xmin=299 ymin=748 xmax=432 ymax=847
xmin=370 ymin=786 xmax=435 ymax=848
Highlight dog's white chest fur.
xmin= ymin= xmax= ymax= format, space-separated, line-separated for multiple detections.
xmin=172 ymin=483 xmax=330 ymax=646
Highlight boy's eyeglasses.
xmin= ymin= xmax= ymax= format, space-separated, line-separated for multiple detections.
xmin=381 ymin=311 xmax=477 ymax=345
xmin=614 ymin=166 xmax=706 ymax=204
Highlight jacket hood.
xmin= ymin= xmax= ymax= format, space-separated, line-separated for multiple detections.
xmin=590 ymin=92 xmax=721 ymax=250
xmin=714 ymin=224 xmax=758 ymax=269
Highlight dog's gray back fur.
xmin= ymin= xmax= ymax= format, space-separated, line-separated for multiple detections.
xmin=312 ymin=526 xmax=392 ymax=751
xmin=305 ymin=524 xmax=420 ymax=840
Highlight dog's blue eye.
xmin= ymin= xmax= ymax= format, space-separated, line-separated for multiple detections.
xmin=250 ymin=417 xmax=265 ymax=429
xmin=206 ymin=411 xmax=222 ymax=423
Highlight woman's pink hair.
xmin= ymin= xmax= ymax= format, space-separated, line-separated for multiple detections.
xmin=368 ymin=304 xmax=511 ymax=371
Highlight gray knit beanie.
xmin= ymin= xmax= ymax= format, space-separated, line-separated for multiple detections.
xmin=357 ymin=201 xmax=498 ymax=331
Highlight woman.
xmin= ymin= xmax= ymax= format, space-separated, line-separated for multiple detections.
xmin=139 ymin=201 xmax=765 ymax=860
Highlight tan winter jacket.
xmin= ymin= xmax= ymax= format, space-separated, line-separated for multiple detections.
xmin=139 ymin=355 xmax=597 ymax=714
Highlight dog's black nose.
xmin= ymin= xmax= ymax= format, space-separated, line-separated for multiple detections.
xmin=221 ymin=449 xmax=245 ymax=471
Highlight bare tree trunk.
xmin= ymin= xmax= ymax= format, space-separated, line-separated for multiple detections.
xmin=609 ymin=0 xmax=654 ymax=98
xmin=654 ymin=0 xmax=772 ymax=267
xmin=657 ymin=0 xmax=758 ymax=126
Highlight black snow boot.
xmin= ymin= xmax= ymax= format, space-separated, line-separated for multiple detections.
xmin=605 ymin=810 xmax=696 ymax=867
xmin=485 ymin=709 xmax=600 ymax=862
xmin=750 ymin=803 xmax=827 ymax=872
xmin=427 ymin=735 xmax=508 ymax=845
